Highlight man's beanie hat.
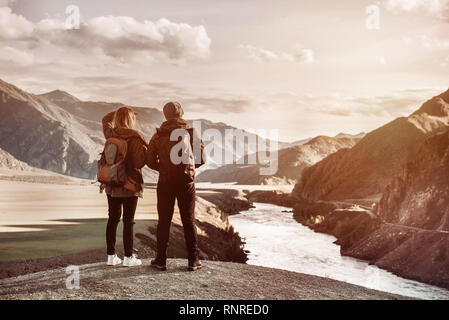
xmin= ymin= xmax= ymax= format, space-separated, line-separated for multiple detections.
xmin=163 ymin=101 xmax=184 ymax=120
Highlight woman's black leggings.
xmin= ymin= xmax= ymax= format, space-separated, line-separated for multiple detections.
xmin=106 ymin=195 xmax=138 ymax=257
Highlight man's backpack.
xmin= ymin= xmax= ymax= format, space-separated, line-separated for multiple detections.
xmin=97 ymin=137 xmax=140 ymax=193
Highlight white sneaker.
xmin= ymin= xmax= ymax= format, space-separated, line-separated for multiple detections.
xmin=107 ymin=254 xmax=122 ymax=266
xmin=123 ymin=254 xmax=142 ymax=267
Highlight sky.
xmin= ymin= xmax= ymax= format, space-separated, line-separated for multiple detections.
xmin=0 ymin=0 xmax=448 ymax=142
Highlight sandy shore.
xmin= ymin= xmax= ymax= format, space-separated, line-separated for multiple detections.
xmin=0 ymin=181 xmax=158 ymax=233
xmin=0 ymin=178 xmax=247 ymax=279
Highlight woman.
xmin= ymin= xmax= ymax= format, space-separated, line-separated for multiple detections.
xmin=102 ymin=107 xmax=147 ymax=267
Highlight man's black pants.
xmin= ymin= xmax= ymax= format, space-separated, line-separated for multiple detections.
xmin=106 ymin=195 xmax=138 ymax=257
xmin=156 ymin=182 xmax=199 ymax=261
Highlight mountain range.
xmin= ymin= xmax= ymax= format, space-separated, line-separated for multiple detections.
xmin=0 ymin=79 xmax=292 ymax=182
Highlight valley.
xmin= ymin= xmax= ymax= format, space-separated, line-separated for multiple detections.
xmin=1 ymin=77 xmax=449 ymax=296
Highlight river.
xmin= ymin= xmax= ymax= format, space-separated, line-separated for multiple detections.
xmin=228 ymin=202 xmax=449 ymax=300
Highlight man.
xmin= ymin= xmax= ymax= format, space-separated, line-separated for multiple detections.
xmin=146 ymin=101 xmax=205 ymax=271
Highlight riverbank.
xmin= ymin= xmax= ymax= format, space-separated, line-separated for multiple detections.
xmin=244 ymin=190 xmax=449 ymax=291
xmin=229 ymin=203 xmax=449 ymax=299
xmin=0 ymin=258 xmax=408 ymax=300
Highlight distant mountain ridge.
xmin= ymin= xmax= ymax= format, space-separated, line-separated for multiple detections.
xmin=293 ymin=88 xmax=449 ymax=200
xmin=334 ymin=132 xmax=365 ymax=139
xmin=187 ymin=118 xmax=293 ymax=174
xmin=196 ymin=133 xmax=362 ymax=185
xmin=188 ymin=118 xmax=296 ymax=151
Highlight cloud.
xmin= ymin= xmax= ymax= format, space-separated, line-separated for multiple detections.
xmin=400 ymin=33 xmax=449 ymax=65
xmin=239 ymin=44 xmax=314 ymax=63
xmin=441 ymin=1 xmax=449 ymax=20
xmin=386 ymin=0 xmax=449 ymax=20
xmin=420 ymin=35 xmax=449 ymax=48
xmin=306 ymin=89 xmax=444 ymax=117
xmin=386 ymin=0 xmax=443 ymax=13
xmin=0 ymin=0 xmax=15 ymax=7
xmin=0 ymin=8 xmax=211 ymax=62
xmin=0 ymin=7 xmax=34 ymax=40
xmin=75 ymin=16 xmax=211 ymax=60
xmin=377 ymin=55 xmax=387 ymax=65
xmin=238 ymin=45 xmax=279 ymax=62
xmin=0 ymin=46 xmax=34 ymax=66
xmin=43 ymin=77 xmax=253 ymax=114
xmin=402 ymin=34 xmax=449 ymax=49
xmin=441 ymin=55 xmax=449 ymax=67
xmin=183 ymin=97 xmax=253 ymax=113
xmin=281 ymin=47 xmax=314 ymax=64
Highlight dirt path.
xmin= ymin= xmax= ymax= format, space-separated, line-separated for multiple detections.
xmin=0 ymin=259 xmax=409 ymax=300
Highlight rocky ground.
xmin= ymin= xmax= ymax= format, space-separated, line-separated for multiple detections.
xmin=342 ymin=224 xmax=449 ymax=289
xmin=0 ymin=259 xmax=408 ymax=300
xmin=246 ymin=189 xmax=297 ymax=208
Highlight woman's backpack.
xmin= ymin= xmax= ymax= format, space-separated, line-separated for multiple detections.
xmin=97 ymin=137 xmax=140 ymax=194
xmin=97 ymin=137 xmax=128 ymax=187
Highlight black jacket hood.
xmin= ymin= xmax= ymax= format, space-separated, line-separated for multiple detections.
xmin=157 ymin=118 xmax=189 ymax=136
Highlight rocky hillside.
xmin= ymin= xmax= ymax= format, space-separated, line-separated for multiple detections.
xmin=196 ymin=134 xmax=362 ymax=185
xmin=39 ymin=89 xmax=165 ymax=143
xmin=293 ymin=89 xmax=449 ymax=200
xmin=378 ymin=130 xmax=449 ymax=230
xmin=0 ymin=259 xmax=406 ymax=300
xmin=0 ymin=79 xmax=98 ymax=178
xmin=0 ymin=147 xmax=33 ymax=171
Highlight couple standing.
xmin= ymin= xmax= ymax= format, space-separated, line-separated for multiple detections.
xmin=101 ymin=102 xmax=204 ymax=271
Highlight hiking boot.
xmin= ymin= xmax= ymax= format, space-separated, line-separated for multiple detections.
xmin=107 ymin=254 xmax=122 ymax=266
xmin=188 ymin=258 xmax=202 ymax=271
xmin=123 ymin=254 xmax=142 ymax=267
xmin=150 ymin=257 xmax=167 ymax=271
